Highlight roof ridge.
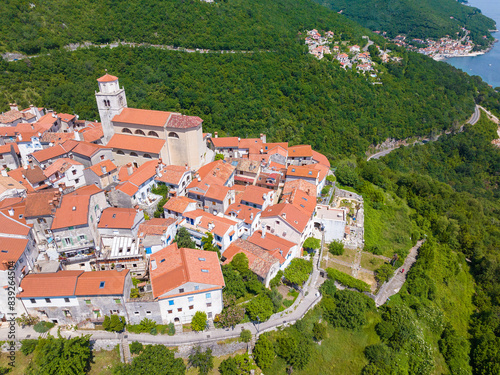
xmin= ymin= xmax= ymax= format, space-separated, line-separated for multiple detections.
xmin=179 ymin=247 xmax=191 ymax=282
xmin=0 ymin=211 xmax=31 ymax=231
xmin=73 ymin=270 xmax=85 ymax=296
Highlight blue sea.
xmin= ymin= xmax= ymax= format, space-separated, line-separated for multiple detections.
xmin=444 ymin=0 xmax=500 ymax=88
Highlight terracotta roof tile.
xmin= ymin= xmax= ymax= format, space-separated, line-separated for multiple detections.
xmin=0 ymin=200 xmax=28 ymax=226
xmin=112 ymin=108 xmax=171 ymax=127
xmin=287 ymin=165 xmax=319 ymax=179
xmin=24 ymin=188 xmax=60 ymax=217
xmin=51 ymin=186 xmax=102 ymax=230
xmin=86 ymin=160 xmax=117 ymax=177
xmin=166 ymin=114 xmax=203 ymax=129
xmin=150 ymin=243 xmax=224 ymax=299
xmin=79 ymin=122 xmax=104 ymax=143
xmin=40 ymin=132 xmax=76 ymax=145
xmin=44 ymin=158 xmax=82 ymax=177
xmin=163 ymin=196 xmax=196 ymax=214
xmin=0 ymin=237 xmax=29 ymax=270
xmin=98 ymin=207 xmax=140 ymax=229
xmin=0 ymin=143 xmax=19 ymax=155
xmin=204 ymin=185 xmax=230 ymax=202
xmin=288 ymin=145 xmax=313 ymax=158
xmin=222 ymin=239 xmax=278 ymax=279
xmin=138 ymin=217 xmax=177 ymax=237
xmin=249 ymin=231 xmax=296 ymax=263
xmin=74 ymin=270 xmax=129 ymax=296
xmin=156 ymin=165 xmax=189 ymax=185
xmin=31 ymin=144 xmax=68 ymax=162
xmin=282 ymin=179 xmax=316 ymax=197
xmin=0 ymin=211 xmax=31 ymax=236
xmin=312 ymin=150 xmax=330 ymax=167
xmin=261 ymin=202 xmax=310 ymax=232
xmin=57 ymin=113 xmax=76 ymax=123
xmin=224 ymin=203 xmax=260 ymax=225
xmin=18 ymin=271 xmax=83 ymax=298
xmin=107 ymin=133 xmax=165 ymax=154
xmin=196 ymin=160 xmax=235 ymax=185
xmin=240 ymin=185 xmax=273 ymax=206
xmin=97 ymin=73 xmax=119 ymax=82
xmin=212 ymin=137 xmax=239 ymax=148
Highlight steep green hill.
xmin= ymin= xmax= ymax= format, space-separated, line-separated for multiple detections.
xmin=313 ymin=0 xmax=496 ymax=49
xmin=0 ymin=0 xmax=372 ymax=54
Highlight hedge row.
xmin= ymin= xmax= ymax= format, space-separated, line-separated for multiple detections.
xmin=325 ymin=268 xmax=370 ymax=293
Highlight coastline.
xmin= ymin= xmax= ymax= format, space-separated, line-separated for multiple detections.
xmin=434 ymin=38 xmax=498 ymax=61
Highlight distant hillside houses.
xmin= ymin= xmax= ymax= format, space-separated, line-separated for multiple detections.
xmin=0 ymin=72 xmax=348 ymax=327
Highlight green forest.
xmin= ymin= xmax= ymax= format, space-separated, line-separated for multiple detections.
xmin=0 ymin=45 xmax=482 ymax=159
xmin=313 ymin=0 xmax=496 ymax=48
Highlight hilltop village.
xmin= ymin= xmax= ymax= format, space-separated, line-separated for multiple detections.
xmin=0 ymin=74 xmax=345 ymax=328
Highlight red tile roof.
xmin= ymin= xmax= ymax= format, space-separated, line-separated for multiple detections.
xmin=196 ymin=160 xmax=235 ymax=185
xmin=115 ymin=160 xmax=158 ymax=197
xmin=204 ymin=185 xmax=230 ymax=202
xmin=86 ymin=160 xmax=117 ymax=177
xmin=166 ymin=114 xmax=203 ymax=129
xmin=138 ymin=217 xmax=177 ymax=237
xmin=18 ymin=271 xmax=83 ymax=298
xmin=31 ymin=144 xmax=68 ymax=162
xmin=0 ymin=200 xmax=28 ymax=226
xmin=98 ymin=207 xmax=140 ymax=229
xmin=156 ymin=165 xmax=189 ymax=185
xmin=0 ymin=143 xmax=19 ymax=155
xmin=312 ymin=151 xmax=330 ymax=167
xmin=212 ymin=137 xmax=239 ymax=148
xmin=24 ymin=189 xmax=60 ymax=217
xmin=150 ymin=243 xmax=224 ymax=299
xmin=288 ymin=145 xmax=313 ymax=158
xmin=0 ymin=237 xmax=29 ymax=270
xmin=43 ymin=158 xmax=82 ymax=177
xmin=261 ymin=203 xmax=310 ymax=232
xmin=163 ymin=196 xmax=196 ymax=214
xmin=115 ymin=181 xmax=139 ymax=197
xmin=287 ymin=165 xmax=319 ymax=179
xmin=112 ymin=108 xmax=171 ymax=127
xmin=282 ymin=179 xmax=316 ymax=197
xmin=107 ymin=133 xmax=165 ymax=154
xmin=97 ymin=73 xmax=119 ymax=82
xmin=74 ymin=270 xmax=130 ymax=296
xmin=284 ymin=188 xmax=316 ymax=215
xmin=79 ymin=122 xmax=104 ymax=143
xmin=225 ymin=203 xmax=260 ymax=225
xmin=51 ymin=186 xmax=102 ymax=230
xmin=183 ymin=209 xmax=237 ymax=237
xmin=240 ymin=185 xmax=273 ymax=206
xmin=0 ymin=210 xmax=31 ymax=237
xmin=57 ymin=113 xmax=76 ymax=123
xmin=222 ymin=239 xmax=278 ymax=279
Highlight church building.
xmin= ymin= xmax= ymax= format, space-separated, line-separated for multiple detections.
xmin=96 ymin=73 xmax=208 ymax=169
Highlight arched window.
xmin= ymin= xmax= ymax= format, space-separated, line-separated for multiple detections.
xmin=121 ymin=128 xmax=132 ymax=134
xmin=130 ymin=152 xmax=138 ymax=157
xmin=134 ymin=130 xmax=145 ymax=136
xmin=116 ymin=150 xmax=125 ymax=155
xmin=143 ymin=154 xmax=152 ymax=159
xmin=168 ymin=132 xmax=179 ymax=139
xmin=148 ymin=131 xmax=159 ymax=138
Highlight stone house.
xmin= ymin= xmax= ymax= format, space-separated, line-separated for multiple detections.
xmin=83 ymin=160 xmax=119 ymax=189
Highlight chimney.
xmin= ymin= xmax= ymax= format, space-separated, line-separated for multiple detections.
xmin=8 ymin=208 xmax=14 ymax=216
xmin=282 ymin=212 xmax=286 ymax=219
xmin=261 ymin=223 xmax=266 ymax=238
xmin=74 ymin=130 xmax=81 ymax=141
xmin=260 ymin=133 xmax=266 ymax=143
xmin=214 ymin=132 xmax=218 ymax=138
xmin=17 ymin=134 xmax=22 ymax=142
xmin=0 ymin=169 xmax=7 ymax=177
xmin=101 ymin=165 xmax=107 ymax=174
xmin=9 ymin=103 xmax=18 ymax=111
xmin=250 ymin=212 xmax=254 ymax=220
xmin=126 ymin=163 xmax=133 ymax=176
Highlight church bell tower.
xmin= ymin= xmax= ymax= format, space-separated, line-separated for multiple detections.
xmin=95 ymin=72 xmax=127 ymax=143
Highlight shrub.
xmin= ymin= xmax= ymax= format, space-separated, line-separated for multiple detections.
xmin=375 ymin=321 xmax=395 ymax=341
xmin=253 ymin=335 xmax=275 ymax=370
xmin=326 ymin=268 xmax=371 ymax=292
xmin=20 ymin=339 xmax=38 ymax=355
xmin=284 ymin=258 xmax=313 ymax=286
xmin=191 ymin=311 xmax=207 ymax=332
xmin=245 ymin=294 xmax=274 ymax=321
xmin=103 ymin=315 xmax=125 ymax=332
xmin=320 ymin=279 xmax=337 ymax=297
xmin=303 ymin=237 xmax=321 ymax=251
xmin=167 ymin=322 xmax=176 ymax=336
xmin=240 ymin=329 xmax=252 ymax=343
xmin=312 ymin=322 xmax=327 ymax=341
xmin=328 ymin=240 xmax=344 ymax=256
xmin=33 ymin=321 xmax=55 ymax=333
xmin=188 ymin=346 xmax=213 ymax=375
xmin=129 ymin=341 xmax=143 ymax=355
xmin=375 ymin=263 xmax=395 ymax=283
xmin=269 ymin=270 xmax=283 ymax=288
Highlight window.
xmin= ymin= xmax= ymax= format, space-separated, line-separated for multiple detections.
xmin=100 ymin=155 xmax=105 ymax=160
xmin=177 ymin=308 xmax=182 ymax=312
xmin=207 ymin=302 xmax=212 ymax=308
xmin=64 ymin=298 xmax=70 ymax=303
xmin=179 ymin=288 xmax=184 ymax=293
xmin=99 ymin=281 xmax=105 ymax=289
xmin=146 ymin=311 xmax=152 ymax=315
xmin=189 ymin=305 xmax=194 ymax=310
xmin=169 ymin=300 xmax=174 ymax=306
xmin=206 ymin=293 xmax=211 ymax=299
xmin=188 ymin=296 xmax=194 ymax=302
xmin=85 ymin=299 xmax=91 ymax=305
xmin=134 ymin=311 xmax=140 ymax=316
xmin=143 ymin=154 xmax=152 ymax=159
xmin=201 ymin=269 xmax=209 ymax=273
xmin=79 ymin=235 xmax=86 ymax=241
xmin=63 ymin=238 xmax=72 ymax=246
xmin=198 ymin=258 xmax=205 ymax=261
xmin=37 ymin=218 xmax=46 ymax=224
xmin=212 ymin=201 xmax=216 ymax=206
xmin=148 ymin=131 xmax=159 ymax=137
xmin=134 ymin=130 xmax=145 ymax=136
xmin=63 ymin=310 xmax=71 ymax=317
xmin=114 ymin=299 xmax=121 ymax=304
xmin=168 ymin=310 xmax=173 ymax=314
xmin=194 ymin=285 xmax=199 ymax=291
xmin=30 ymin=299 xmax=36 ymax=304
xmin=72 ymin=170 xmax=77 ymax=175
xmin=45 ymin=298 xmax=51 ymax=303
xmin=121 ymin=128 xmax=132 ymax=134
xmin=168 ymin=132 xmax=179 ymax=139
xmin=116 ymin=150 xmax=125 ymax=155
xmin=130 ymin=152 xmax=138 ymax=157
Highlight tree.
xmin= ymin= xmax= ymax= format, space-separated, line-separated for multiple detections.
xmin=312 ymin=322 xmax=327 ymax=341
xmin=245 ymin=294 xmax=274 ymax=321
xmin=472 ymin=337 xmax=500 ymax=375
xmin=191 ymin=311 xmax=207 ymax=332
xmin=326 ymin=290 xmax=374 ymax=329
xmin=269 ymin=270 xmax=283 ymax=288
xmin=188 ymin=347 xmax=213 ymax=375
xmin=240 ymin=329 xmax=252 ymax=343
xmin=276 ymin=331 xmax=312 ymax=370
xmin=129 ymin=341 xmax=143 ymax=355
xmin=253 ymin=335 xmax=275 ymax=370
xmin=219 ymin=353 xmax=255 ymax=375
xmin=103 ymin=315 xmax=125 ymax=332
xmin=201 ymin=232 xmax=220 ymax=257
xmin=284 ymin=258 xmax=313 ymax=286
xmin=16 ymin=313 xmax=39 ymax=327
xmin=230 ymin=252 xmax=249 ymax=274
xmin=222 ymin=265 xmax=246 ymax=298
xmin=214 ymin=153 xmax=224 ymax=161
xmin=335 ymin=161 xmax=360 ymax=187
xmin=20 ymin=339 xmax=38 ymax=355
xmin=328 ymin=240 xmax=344 ymax=256
xmin=114 ymin=345 xmax=185 ymax=374
xmin=320 ymin=279 xmax=337 ymax=297
xmin=303 ymin=237 xmax=321 ymax=252
xmin=375 ymin=263 xmax=395 ymax=283
xmin=26 ymin=335 xmax=92 ymax=375
xmin=175 ymin=227 xmax=196 ymax=248
xmin=218 ymin=295 xmax=245 ymax=328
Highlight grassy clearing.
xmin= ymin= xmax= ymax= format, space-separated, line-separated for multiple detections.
xmin=329 ymin=247 xmax=357 ymax=264
xmin=323 ymin=260 xmax=352 ymax=275
xmin=0 ymin=352 xmax=32 ymax=375
xmin=364 ymin=192 xmax=417 ymax=258
xmin=359 ymin=252 xmax=386 ymax=271
xmin=88 ymin=347 xmax=121 ymax=375
xmin=185 ymin=349 xmax=262 ymax=375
